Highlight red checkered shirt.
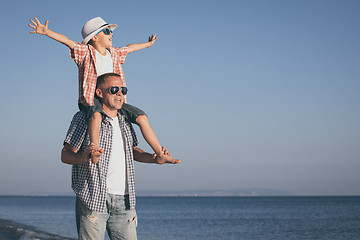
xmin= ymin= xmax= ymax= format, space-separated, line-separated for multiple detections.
xmin=70 ymin=42 xmax=128 ymax=106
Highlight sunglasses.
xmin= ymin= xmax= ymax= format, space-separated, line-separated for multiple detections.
xmin=106 ymin=86 xmax=128 ymax=95
xmin=96 ymin=28 xmax=113 ymax=36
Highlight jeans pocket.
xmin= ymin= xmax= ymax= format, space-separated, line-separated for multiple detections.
xmin=128 ymin=209 xmax=138 ymax=227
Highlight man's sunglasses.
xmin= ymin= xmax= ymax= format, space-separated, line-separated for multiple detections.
xmin=96 ymin=28 xmax=113 ymax=36
xmin=107 ymin=86 xmax=128 ymax=95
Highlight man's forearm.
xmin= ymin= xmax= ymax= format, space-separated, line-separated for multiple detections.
xmin=61 ymin=144 xmax=88 ymax=165
xmin=133 ymin=147 xmax=157 ymax=163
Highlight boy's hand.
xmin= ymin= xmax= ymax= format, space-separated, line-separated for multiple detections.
xmin=29 ymin=17 xmax=49 ymax=35
xmin=148 ymin=33 xmax=158 ymax=47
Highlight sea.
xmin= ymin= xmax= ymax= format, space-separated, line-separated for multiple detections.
xmin=0 ymin=196 xmax=359 ymax=240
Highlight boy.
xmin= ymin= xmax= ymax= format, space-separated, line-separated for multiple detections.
xmin=29 ymin=17 xmax=172 ymax=164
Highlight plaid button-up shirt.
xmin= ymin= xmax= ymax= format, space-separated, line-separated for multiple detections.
xmin=64 ymin=111 xmax=138 ymax=212
xmin=70 ymin=43 xmax=128 ymax=106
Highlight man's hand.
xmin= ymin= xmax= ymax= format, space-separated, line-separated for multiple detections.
xmin=154 ymin=146 xmax=181 ymax=164
xmin=77 ymin=146 xmax=93 ymax=163
xmin=29 ymin=17 xmax=49 ymax=35
xmin=79 ymin=144 xmax=104 ymax=164
xmin=133 ymin=146 xmax=180 ymax=164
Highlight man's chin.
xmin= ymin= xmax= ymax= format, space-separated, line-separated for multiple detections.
xmin=117 ymin=103 xmax=124 ymax=110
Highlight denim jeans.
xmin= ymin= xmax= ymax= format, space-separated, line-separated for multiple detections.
xmin=120 ymin=103 xmax=146 ymax=125
xmin=76 ymin=194 xmax=137 ymax=240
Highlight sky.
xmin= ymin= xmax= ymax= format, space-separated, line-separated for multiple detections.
xmin=0 ymin=0 xmax=359 ymax=196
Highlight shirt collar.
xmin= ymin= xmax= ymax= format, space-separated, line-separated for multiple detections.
xmin=103 ymin=110 xmax=124 ymax=123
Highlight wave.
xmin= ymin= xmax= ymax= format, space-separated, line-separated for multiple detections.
xmin=0 ymin=218 xmax=75 ymax=240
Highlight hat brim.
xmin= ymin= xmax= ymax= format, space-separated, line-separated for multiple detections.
xmin=82 ymin=24 xmax=117 ymax=44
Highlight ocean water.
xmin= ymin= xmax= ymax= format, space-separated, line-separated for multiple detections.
xmin=0 ymin=196 xmax=359 ymax=239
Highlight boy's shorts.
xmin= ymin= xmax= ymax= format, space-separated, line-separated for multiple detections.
xmin=120 ymin=103 xmax=147 ymax=125
xmin=78 ymin=97 xmax=146 ymax=125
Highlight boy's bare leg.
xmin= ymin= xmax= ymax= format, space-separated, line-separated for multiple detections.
xmin=136 ymin=115 xmax=177 ymax=164
xmin=89 ymin=112 xmax=103 ymax=164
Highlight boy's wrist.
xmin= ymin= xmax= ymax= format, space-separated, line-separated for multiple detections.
xmin=43 ymin=29 xmax=51 ymax=36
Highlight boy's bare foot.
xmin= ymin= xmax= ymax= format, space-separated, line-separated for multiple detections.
xmin=154 ymin=147 xmax=181 ymax=164
xmin=89 ymin=143 xmax=104 ymax=164
xmin=91 ymin=148 xmax=104 ymax=164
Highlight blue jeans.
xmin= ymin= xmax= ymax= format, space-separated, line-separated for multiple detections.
xmin=76 ymin=194 xmax=137 ymax=240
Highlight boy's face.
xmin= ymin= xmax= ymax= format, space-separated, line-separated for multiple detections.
xmin=92 ymin=27 xmax=113 ymax=48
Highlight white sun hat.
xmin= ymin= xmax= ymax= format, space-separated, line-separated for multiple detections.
xmin=81 ymin=17 xmax=117 ymax=44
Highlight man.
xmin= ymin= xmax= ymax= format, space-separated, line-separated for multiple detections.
xmin=61 ymin=72 xmax=180 ymax=240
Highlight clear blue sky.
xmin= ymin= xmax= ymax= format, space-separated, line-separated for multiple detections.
xmin=0 ymin=0 xmax=359 ymax=195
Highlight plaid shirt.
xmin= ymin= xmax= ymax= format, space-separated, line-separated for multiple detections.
xmin=70 ymin=43 xmax=128 ymax=106
xmin=64 ymin=111 xmax=138 ymax=212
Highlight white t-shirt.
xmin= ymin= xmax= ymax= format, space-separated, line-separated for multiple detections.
xmin=106 ymin=117 xmax=128 ymax=195
xmin=95 ymin=49 xmax=113 ymax=77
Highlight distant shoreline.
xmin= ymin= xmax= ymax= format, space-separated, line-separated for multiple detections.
xmin=1 ymin=188 xmax=360 ymax=197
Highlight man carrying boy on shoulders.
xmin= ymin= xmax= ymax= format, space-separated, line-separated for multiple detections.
xmin=61 ymin=73 xmax=180 ymax=240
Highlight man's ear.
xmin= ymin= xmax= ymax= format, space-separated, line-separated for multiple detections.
xmin=95 ymin=88 xmax=103 ymax=99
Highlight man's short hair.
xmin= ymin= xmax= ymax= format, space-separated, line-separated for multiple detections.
xmin=96 ymin=73 xmax=121 ymax=89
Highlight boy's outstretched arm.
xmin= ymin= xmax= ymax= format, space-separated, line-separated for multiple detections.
xmin=127 ymin=34 xmax=158 ymax=53
xmin=29 ymin=17 xmax=76 ymax=50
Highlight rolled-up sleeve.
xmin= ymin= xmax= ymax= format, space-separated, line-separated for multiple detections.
xmin=70 ymin=43 xmax=89 ymax=66
xmin=112 ymin=46 xmax=128 ymax=64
